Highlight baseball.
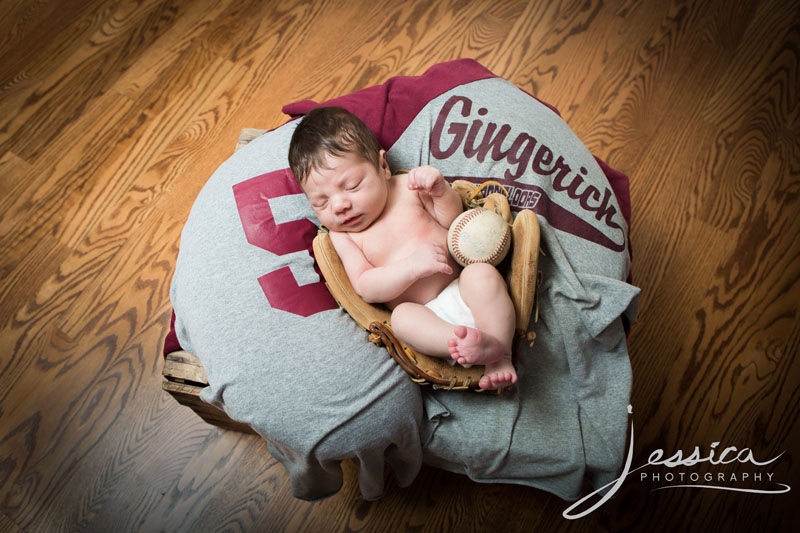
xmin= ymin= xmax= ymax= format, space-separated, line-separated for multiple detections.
xmin=447 ymin=208 xmax=512 ymax=267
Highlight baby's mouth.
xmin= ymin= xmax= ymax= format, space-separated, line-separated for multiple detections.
xmin=342 ymin=214 xmax=362 ymax=226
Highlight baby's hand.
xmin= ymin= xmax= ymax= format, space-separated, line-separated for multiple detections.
xmin=407 ymin=166 xmax=447 ymax=196
xmin=410 ymin=241 xmax=453 ymax=279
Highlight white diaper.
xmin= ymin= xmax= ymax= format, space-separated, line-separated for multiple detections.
xmin=424 ymin=279 xmax=476 ymax=367
xmin=424 ymin=279 xmax=476 ymax=329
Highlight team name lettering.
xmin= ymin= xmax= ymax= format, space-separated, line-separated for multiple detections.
xmin=431 ymin=95 xmax=621 ymax=231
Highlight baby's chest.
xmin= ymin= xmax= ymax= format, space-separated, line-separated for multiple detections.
xmin=360 ymin=204 xmax=445 ymax=265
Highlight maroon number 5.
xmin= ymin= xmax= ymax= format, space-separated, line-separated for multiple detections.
xmin=233 ymin=169 xmax=337 ymax=317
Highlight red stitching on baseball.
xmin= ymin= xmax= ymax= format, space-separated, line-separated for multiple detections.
xmin=450 ymin=209 xmax=483 ymax=264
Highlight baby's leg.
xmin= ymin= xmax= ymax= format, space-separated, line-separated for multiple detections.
xmin=447 ymin=263 xmax=517 ymax=387
xmin=391 ymin=302 xmax=457 ymax=358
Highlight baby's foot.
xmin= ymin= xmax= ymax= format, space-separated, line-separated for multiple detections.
xmin=479 ymin=355 xmax=518 ymax=390
xmin=447 ymin=326 xmax=505 ymax=366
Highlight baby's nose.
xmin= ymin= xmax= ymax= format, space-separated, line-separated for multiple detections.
xmin=332 ymin=195 xmax=350 ymax=213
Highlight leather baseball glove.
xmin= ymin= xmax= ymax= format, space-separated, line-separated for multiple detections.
xmin=312 ymin=180 xmax=540 ymax=391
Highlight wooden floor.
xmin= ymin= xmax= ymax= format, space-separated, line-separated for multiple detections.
xmin=1 ymin=0 xmax=798 ymax=531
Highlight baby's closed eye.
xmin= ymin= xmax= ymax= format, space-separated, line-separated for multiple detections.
xmin=345 ymin=179 xmax=363 ymax=191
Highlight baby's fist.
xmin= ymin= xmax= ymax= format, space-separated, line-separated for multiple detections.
xmin=407 ymin=166 xmax=446 ymax=196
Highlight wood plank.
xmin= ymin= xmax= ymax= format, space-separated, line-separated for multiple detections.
xmin=0 ymin=91 xmax=137 ymax=281
xmin=162 ymin=350 xmax=208 ymax=385
xmin=0 ymin=0 xmax=196 ymax=161
xmin=235 ymin=128 xmax=267 ymax=151
xmin=110 ymin=0 xmax=237 ymax=99
xmin=0 ymin=510 xmax=23 ymax=533
xmin=0 ymin=234 xmax=70 ymax=328
xmin=0 ymin=151 xmax=31 ymax=219
xmin=0 ymin=0 xmax=108 ymax=91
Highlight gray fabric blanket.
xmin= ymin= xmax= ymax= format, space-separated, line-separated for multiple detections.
xmin=170 ymin=60 xmax=639 ymax=501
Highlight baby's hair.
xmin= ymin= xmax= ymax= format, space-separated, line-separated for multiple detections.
xmin=288 ymin=106 xmax=383 ymax=184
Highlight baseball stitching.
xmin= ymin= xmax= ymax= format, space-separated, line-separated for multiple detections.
xmin=449 ymin=209 xmax=510 ymax=265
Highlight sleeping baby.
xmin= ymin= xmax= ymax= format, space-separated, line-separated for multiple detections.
xmin=288 ymin=106 xmax=517 ymax=390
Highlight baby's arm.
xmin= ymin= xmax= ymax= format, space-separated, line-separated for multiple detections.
xmin=330 ymin=231 xmax=452 ymax=304
xmin=407 ymin=166 xmax=463 ymax=227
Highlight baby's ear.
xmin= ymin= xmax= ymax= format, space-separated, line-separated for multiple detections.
xmin=378 ymin=150 xmax=390 ymax=177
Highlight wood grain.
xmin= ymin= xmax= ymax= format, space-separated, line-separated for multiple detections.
xmin=1 ymin=0 xmax=798 ymax=531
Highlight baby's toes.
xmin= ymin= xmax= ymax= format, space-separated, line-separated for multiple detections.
xmin=451 ymin=350 xmax=469 ymax=364
xmin=496 ymin=372 xmax=517 ymax=387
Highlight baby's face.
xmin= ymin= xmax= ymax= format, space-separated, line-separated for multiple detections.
xmin=303 ymin=150 xmax=391 ymax=232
